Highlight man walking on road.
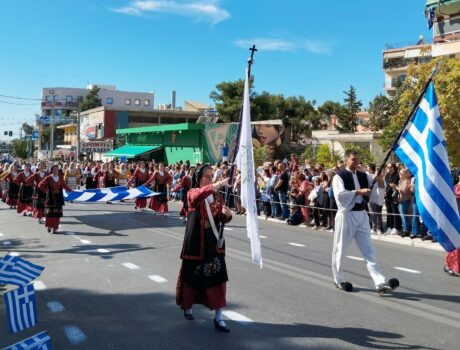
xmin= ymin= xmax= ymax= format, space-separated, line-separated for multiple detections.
xmin=331 ymin=150 xmax=399 ymax=294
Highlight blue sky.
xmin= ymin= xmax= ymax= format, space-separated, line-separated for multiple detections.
xmin=0 ymin=0 xmax=431 ymax=136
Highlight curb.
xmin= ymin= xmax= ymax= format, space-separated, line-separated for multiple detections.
xmin=256 ymin=215 xmax=444 ymax=252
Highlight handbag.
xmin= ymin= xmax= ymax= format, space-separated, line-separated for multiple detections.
xmin=391 ymin=190 xmax=400 ymax=203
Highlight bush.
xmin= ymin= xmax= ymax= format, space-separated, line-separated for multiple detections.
xmin=253 ymin=145 xmax=270 ymax=167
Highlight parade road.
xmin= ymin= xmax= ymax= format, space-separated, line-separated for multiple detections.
xmin=1 ymin=201 xmax=459 ymax=349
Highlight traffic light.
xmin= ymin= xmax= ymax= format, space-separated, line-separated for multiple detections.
xmin=3 ymin=131 xmax=6 ymax=136
xmin=8 ymin=131 xmax=13 ymax=137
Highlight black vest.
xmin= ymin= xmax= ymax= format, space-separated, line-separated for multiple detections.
xmin=337 ymin=169 xmax=369 ymax=210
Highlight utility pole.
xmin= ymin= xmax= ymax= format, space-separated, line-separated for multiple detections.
xmin=76 ymin=100 xmax=81 ymax=161
xmin=49 ymin=89 xmax=55 ymax=160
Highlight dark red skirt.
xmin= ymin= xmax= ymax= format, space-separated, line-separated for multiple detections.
xmin=17 ymin=201 xmax=33 ymax=214
xmin=6 ymin=196 xmax=18 ymax=206
xmin=45 ymin=217 xmax=60 ymax=230
xmin=135 ymin=198 xmax=147 ymax=209
xmin=33 ymin=208 xmax=45 ymax=219
xmin=176 ymin=265 xmax=226 ymax=310
xmin=445 ymin=248 xmax=460 ymax=274
xmin=149 ymin=197 xmax=168 ymax=213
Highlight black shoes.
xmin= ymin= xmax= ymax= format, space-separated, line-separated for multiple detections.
xmin=443 ymin=266 xmax=457 ymax=277
xmin=377 ymin=278 xmax=400 ymax=295
xmin=335 ymin=282 xmax=353 ymax=292
xmin=214 ymin=319 xmax=230 ymax=332
xmin=183 ymin=310 xmax=194 ymax=321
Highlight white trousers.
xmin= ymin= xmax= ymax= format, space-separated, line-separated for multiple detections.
xmin=332 ymin=210 xmax=386 ymax=288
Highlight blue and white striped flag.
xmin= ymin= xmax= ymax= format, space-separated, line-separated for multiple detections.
xmin=3 ymin=331 xmax=51 ymax=350
xmin=63 ymin=185 xmax=162 ymax=202
xmin=0 ymin=255 xmax=44 ymax=286
xmin=4 ymin=284 xmax=38 ymax=333
xmin=394 ymin=82 xmax=460 ymax=252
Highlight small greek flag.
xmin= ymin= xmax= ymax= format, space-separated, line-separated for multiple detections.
xmin=63 ymin=185 xmax=162 ymax=202
xmin=261 ymin=192 xmax=271 ymax=202
xmin=0 ymin=255 xmax=44 ymax=286
xmin=394 ymin=82 xmax=460 ymax=252
xmin=4 ymin=284 xmax=38 ymax=333
xmin=3 ymin=331 xmax=51 ymax=350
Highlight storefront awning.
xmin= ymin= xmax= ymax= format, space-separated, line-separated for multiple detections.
xmin=103 ymin=145 xmax=161 ymax=158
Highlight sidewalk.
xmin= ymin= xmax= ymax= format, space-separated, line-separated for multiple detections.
xmin=257 ymin=215 xmax=444 ymax=252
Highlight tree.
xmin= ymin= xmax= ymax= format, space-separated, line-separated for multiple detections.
xmin=315 ymin=144 xmax=341 ymax=167
xmin=337 ymin=86 xmax=362 ymax=132
xmin=381 ymin=57 xmax=460 ymax=164
xmin=11 ymin=139 xmax=27 ymax=159
xmin=299 ymin=144 xmax=317 ymax=164
xmin=366 ymin=95 xmax=394 ymax=131
xmin=80 ymin=86 xmax=102 ymax=112
xmin=210 ymin=79 xmax=253 ymax=122
xmin=22 ymin=122 xmax=34 ymax=136
xmin=345 ymin=143 xmax=375 ymax=164
xmin=253 ymin=145 xmax=270 ymax=167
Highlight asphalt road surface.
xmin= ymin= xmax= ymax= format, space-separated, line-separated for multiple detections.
xmin=1 ymin=200 xmax=459 ymax=349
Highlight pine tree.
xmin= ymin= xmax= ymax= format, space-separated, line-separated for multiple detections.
xmin=81 ymin=86 xmax=102 ymax=112
xmin=337 ymin=86 xmax=362 ymax=132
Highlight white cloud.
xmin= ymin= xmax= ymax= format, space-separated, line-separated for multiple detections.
xmin=235 ymin=38 xmax=333 ymax=55
xmin=111 ymin=0 xmax=230 ymax=24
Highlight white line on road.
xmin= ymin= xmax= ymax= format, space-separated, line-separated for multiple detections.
xmin=97 ymin=248 xmax=110 ymax=254
xmin=148 ymin=275 xmax=168 ymax=283
xmin=64 ymin=325 xmax=87 ymax=345
xmin=47 ymin=301 xmax=65 ymax=313
xmin=222 ymin=310 xmax=253 ymax=324
xmin=122 ymin=262 xmax=140 ymax=270
xmin=33 ymin=281 xmax=47 ymax=290
xmin=0 ymin=233 xmax=4 ymax=236
xmin=9 ymin=252 xmax=20 ymax=257
xmin=347 ymin=256 xmax=365 ymax=261
xmin=260 ymin=235 xmax=267 ymax=239
xmin=224 ymin=227 xmax=233 ymax=231
xmin=394 ymin=266 xmax=421 ymax=274
xmin=2 ymin=241 xmax=12 ymax=245
xmin=288 ymin=242 xmax=306 ymax=247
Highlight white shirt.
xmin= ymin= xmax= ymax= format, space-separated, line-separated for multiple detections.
xmin=368 ymin=172 xmax=386 ymax=206
xmin=333 ymin=169 xmax=373 ymax=212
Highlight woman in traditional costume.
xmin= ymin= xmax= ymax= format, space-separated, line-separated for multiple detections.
xmin=176 ymin=164 xmax=232 ymax=332
xmin=5 ymin=164 xmax=20 ymax=209
xmin=173 ymin=166 xmax=195 ymax=223
xmin=128 ymin=162 xmax=149 ymax=210
xmin=38 ymin=164 xmax=73 ymax=233
xmin=14 ymin=163 xmax=34 ymax=216
xmin=147 ymin=162 xmax=172 ymax=215
xmin=26 ymin=162 xmax=48 ymax=224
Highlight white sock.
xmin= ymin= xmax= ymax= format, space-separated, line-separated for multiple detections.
xmin=185 ymin=308 xmax=193 ymax=315
xmin=215 ymin=308 xmax=223 ymax=322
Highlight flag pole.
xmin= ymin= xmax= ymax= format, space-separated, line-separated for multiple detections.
xmin=371 ymin=66 xmax=439 ymax=187
xmin=218 ymin=45 xmax=257 ymax=245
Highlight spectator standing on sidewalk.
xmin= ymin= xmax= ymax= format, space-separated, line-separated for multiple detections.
xmin=274 ymin=162 xmax=290 ymax=221
xmin=367 ymin=163 xmax=385 ymax=235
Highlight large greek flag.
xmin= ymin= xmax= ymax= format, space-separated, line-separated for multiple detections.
xmin=236 ymin=67 xmax=262 ymax=267
xmin=5 ymin=284 xmax=38 ymax=333
xmin=3 ymin=331 xmax=51 ymax=350
xmin=0 ymin=255 xmax=44 ymax=287
xmin=394 ymin=82 xmax=460 ymax=252
xmin=63 ymin=185 xmax=162 ymax=202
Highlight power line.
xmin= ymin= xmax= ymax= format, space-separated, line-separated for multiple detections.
xmin=0 ymin=94 xmax=41 ymax=101
xmin=0 ymin=100 xmax=37 ymax=106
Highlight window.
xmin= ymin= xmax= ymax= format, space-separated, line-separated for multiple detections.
xmin=78 ymin=96 xmax=84 ymax=102
xmin=144 ymin=99 xmax=150 ymax=106
xmin=66 ymin=95 xmax=73 ymax=102
xmin=45 ymin=95 xmax=51 ymax=102
xmin=134 ymin=99 xmax=140 ymax=106
xmin=106 ymin=97 xmax=113 ymax=105
xmin=125 ymin=99 xmax=131 ymax=105
xmin=53 ymin=95 xmax=59 ymax=102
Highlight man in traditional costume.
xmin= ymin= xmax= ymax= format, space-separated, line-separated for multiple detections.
xmin=147 ymin=162 xmax=172 ymax=215
xmin=176 ymin=164 xmax=232 ymax=332
xmin=38 ymin=165 xmax=73 ymax=234
xmin=332 ymin=150 xmax=399 ymax=294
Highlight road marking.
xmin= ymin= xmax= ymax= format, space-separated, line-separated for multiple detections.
xmin=9 ymin=252 xmax=20 ymax=257
xmin=260 ymin=235 xmax=267 ymax=239
xmin=394 ymin=266 xmax=421 ymax=274
xmin=33 ymin=281 xmax=47 ymax=290
xmin=2 ymin=241 xmax=12 ymax=245
xmin=122 ymin=262 xmax=140 ymax=270
xmin=288 ymin=242 xmax=306 ymax=247
xmin=148 ymin=275 xmax=168 ymax=283
xmin=347 ymin=256 xmax=365 ymax=261
xmin=64 ymin=325 xmax=87 ymax=345
xmin=80 ymin=240 xmax=93 ymax=245
xmin=222 ymin=310 xmax=253 ymax=324
xmin=97 ymin=248 xmax=110 ymax=254
xmin=47 ymin=301 xmax=65 ymax=313
xmin=224 ymin=228 xmax=233 ymax=231
xmin=0 ymin=233 xmax=4 ymax=236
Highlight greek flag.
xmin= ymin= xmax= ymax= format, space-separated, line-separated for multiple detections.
xmin=0 ymin=255 xmax=44 ymax=286
xmin=394 ymin=82 xmax=460 ymax=252
xmin=3 ymin=331 xmax=51 ymax=350
xmin=63 ymin=185 xmax=162 ymax=202
xmin=5 ymin=284 xmax=38 ymax=333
